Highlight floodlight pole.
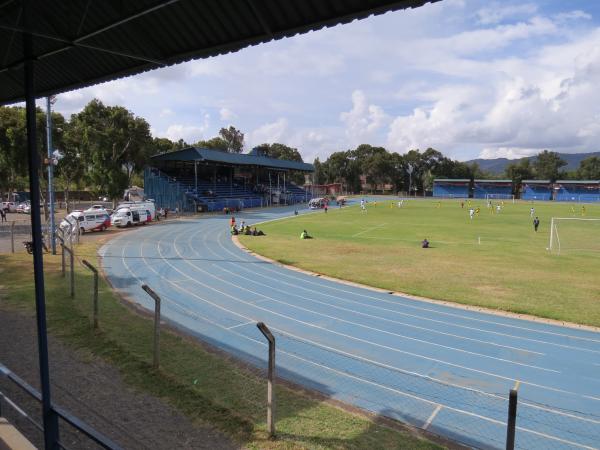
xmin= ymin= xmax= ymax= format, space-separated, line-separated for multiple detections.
xmin=24 ymin=17 xmax=60 ymax=449
xmin=46 ymin=96 xmax=56 ymax=254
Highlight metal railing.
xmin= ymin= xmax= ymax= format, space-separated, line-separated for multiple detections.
xmin=0 ymin=363 xmax=121 ymax=449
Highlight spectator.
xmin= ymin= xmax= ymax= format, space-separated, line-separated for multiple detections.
xmin=0 ymin=208 xmax=6 ymax=223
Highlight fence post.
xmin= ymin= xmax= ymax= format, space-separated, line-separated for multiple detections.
xmin=10 ymin=221 xmax=15 ymax=253
xmin=57 ymin=235 xmax=65 ymax=277
xmin=81 ymin=260 xmax=99 ymax=329
xmin=506 ymin=385 xmax=519 ymax=450
xmin=257 ymin=322 xmax=276 ymax=438
xmin=141 ymin=284 xmax=161 ymax=369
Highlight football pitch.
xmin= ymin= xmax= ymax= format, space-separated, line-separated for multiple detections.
xmin=240 ymin=197 xmax=600 ymax=328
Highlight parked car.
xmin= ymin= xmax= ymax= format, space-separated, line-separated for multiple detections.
xmin=16 ymin=202 xmax=29 ymax=213
xmin=1 ymin=201 xmax=17 ymax=213
xmin=60 ymin=211 xmax=111 ymax=234
xmin=111 ymin=207 xmax=149 ymax=228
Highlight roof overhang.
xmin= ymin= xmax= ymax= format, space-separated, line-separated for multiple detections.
xmin=152 ymin=147 xmax=314 ymax=172
xmin=0 ymin=0 xmax=440 ymax=105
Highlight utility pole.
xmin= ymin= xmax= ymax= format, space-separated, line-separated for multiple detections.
xmin=46 ymin=96 xmax=57 ymax=255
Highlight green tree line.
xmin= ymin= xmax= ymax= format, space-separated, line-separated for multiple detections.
xmin=2 ymin=99 xmax=599 ymax=202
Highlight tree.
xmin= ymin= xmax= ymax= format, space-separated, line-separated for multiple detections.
xmin=194 ymin=136 xmax=228 ymax=151
xmin=219 ymin=126 xmax=244 ymax=153
xmin=68 ymin=99 xmax=152 ymax=205
xmin=151 ymin=137 xmax=187 ymax=155
xmin=255 ymin=143 xmax=303 ymax=162
xmin=255 ymin=143 xmax=305 ymax=185
xmin=505 ymin=158 xmax=534 ymax=192
xmin=533 ymin=150 xmax=567 ymax=181
xmin=577 ymin=156 xmax=600 ymax=180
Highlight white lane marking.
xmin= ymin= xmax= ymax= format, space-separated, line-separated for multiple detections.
xmin=213 ymin=265 xmax=557 ymax=373
xmin=219 ymin=225 xmax=600 ymax=345
xmin=424 ymin=405 xmax=442 ymax=430
xmin=114 ymin=229 xmax=600 ymax=429
xmin=195 ymin=227 xmax=548 ymax=356
xmin=352 ymin=222 xmax=388 ymax=237
xmin=226 ymin=321 xmax=255 ymax=330
xmin=171 ymin=227 xmax=557 ymax=372
xmin=157 ymin=229 xmax=591 ymax=400
xmin=216 ymin=235 xmax=600 ymax=354
xmin=215 ymin=262 xmax=545 ymax=355
xmin=121 ymin=240 xmax=600 ymax=450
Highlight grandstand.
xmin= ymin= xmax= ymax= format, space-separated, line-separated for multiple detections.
xmin=554 ymin=180 xmax=600 ymax=202
xmin=473 ymin=179 xmax=513 ymax=199
xmin=521 ymin=180 xmax=553 ymax=201
xmin=432 ymin=179 xmax=470 ymax=198
xmin=145 ymin=147 xmax=313 ymax=212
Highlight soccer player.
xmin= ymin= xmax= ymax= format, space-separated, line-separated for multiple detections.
xmin=496 ymin=204 xmax=501 ymax=213
xmin=533 ymin=216 xmax=540 ymax=232
xmin=469 ymin=208 xmax=475 ymax=220
xmin=582 ymin=206 xmax=586 ymax=216
xmin=530 ymin=207 xmax=535 ymax=218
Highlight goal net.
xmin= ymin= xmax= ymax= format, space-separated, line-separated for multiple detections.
xmin=548 ymin=217 xmax=600 ymax=255
xmin=485 ymin=194 xmax=515 ymax=203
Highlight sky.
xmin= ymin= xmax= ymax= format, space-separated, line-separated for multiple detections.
xmin=43 ymin=0 xmax=600 ymax=163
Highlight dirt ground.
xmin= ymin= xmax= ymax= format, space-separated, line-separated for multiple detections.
xmin=0 ymin=307 xmax=239 ymax=450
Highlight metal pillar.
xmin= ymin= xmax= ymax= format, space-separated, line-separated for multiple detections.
xmin=46 ymin=97 xmax=56 ymax=254
xmin=257 ymin=322 xmax=276 ymax=437
xmin=23 ymin=19 xmax=60 ymax=449
xmin=194 ymin=160 xmax=198 ymax=194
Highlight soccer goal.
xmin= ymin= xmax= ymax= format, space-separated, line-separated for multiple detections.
xmin=485 ymin=194 xmax=515 ymax=203
xmin=548 ymin=217 xmax=600 ymax=255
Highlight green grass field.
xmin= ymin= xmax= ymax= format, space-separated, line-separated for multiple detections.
xmin=240 ymin=198 xmax=600 ymax=327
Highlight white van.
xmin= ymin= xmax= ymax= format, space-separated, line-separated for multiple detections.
xmin=115 ymin=200 xmax=155 ymax=221
xmin=111 ymin=207 xmax=151 ymax=228
xmin=60 ymin=211 xmax=111 ymax=233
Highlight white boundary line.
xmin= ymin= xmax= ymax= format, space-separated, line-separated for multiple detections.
xmin=108 ymin=235 xmax=600 ymax=449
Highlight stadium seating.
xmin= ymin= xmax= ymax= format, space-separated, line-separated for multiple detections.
xmin=145 ymin=167 xmax=311 ymax=212
xmin=554 ymin=183 xmax=600 ymax=202
xmin=433 ymin=182 xmax=469 ymax=198
xmin=473 ymin=182 xmax=512 ymax=199
xmin=521 ymin=184 xmax=552 ymax=201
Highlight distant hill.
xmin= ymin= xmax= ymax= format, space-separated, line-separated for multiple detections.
xmin=466 ymin=152 xmax=600 ymax=175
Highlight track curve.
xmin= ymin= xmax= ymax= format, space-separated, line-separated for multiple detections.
xmin=100 ymin=205 xmax=600 ymax=450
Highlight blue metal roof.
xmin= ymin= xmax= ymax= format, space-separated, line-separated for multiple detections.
xmin=1 ymin=0 xmax=440 ymax=105
xmin=151 ymin=147 xmax=314 ymax=172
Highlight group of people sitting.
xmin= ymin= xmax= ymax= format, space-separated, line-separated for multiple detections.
xmin=229 ymin=217 xmax=265 ymax=236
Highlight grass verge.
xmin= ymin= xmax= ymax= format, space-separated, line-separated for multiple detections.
xmin=0 ymin=244 xmax=443 ymax=450
xmin=240 ymin=198 xmax=600 ymax=327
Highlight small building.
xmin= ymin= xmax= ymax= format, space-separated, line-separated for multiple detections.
xmin=473 ymin=179 xmax=513 ymax=199
xmin=554 ymin=180 xmax=600 ymax=202
xmin=432 ymin=179 xmax=470 ymax=198
xmin=521 ymin=180 xmax=553 ymax=201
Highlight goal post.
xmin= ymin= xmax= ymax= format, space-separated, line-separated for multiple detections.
xmin=485 ymin=193 xmax=515 ymax=203
xmin=548 ymin=217 xmax=600 ymax=255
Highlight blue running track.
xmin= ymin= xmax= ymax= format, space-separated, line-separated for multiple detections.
xmin=100 ymin=205 xmax=600 ymax=450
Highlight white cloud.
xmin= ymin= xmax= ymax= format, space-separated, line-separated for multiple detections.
xmin=478 ymin=147 xmax=539 ymax=159
xmin=340 ymin=90 xmax=390 ymax=146
xmin=160 ymin=108 xmax=174 ymax=117
xmin=219 ymin=107 xmax=236 ymax=121
xmin=247 ymin=118 xmax=290 ymax=147
xmin=554 ymin=10 xmax=592 ymax=23
xmin=162 ymin=114 xmax=210 ymax=143
xmin=476 ymin=3 xmax=538 ymax=25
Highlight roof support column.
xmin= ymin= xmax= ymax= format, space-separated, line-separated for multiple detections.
xmin=23 ymin=5 xmax=61 ymax=448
